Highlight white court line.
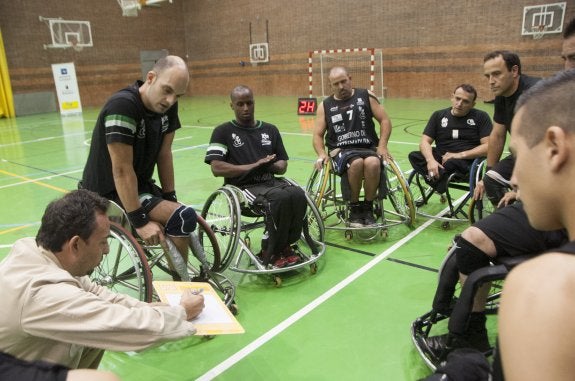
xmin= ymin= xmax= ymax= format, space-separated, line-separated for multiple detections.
xmin=196 ymin=197 xmax=465 ymax=381
xmin=0 ymin=169 xmax=83 ymax=190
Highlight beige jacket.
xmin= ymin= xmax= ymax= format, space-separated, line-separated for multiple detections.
xmin=0 ymin=238 xmax=196 ymax=368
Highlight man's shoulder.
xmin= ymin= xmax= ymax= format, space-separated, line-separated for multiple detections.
xmin=103 ymin=83 xmax=142 ymax=113
xmin=520 ymin=74 xmax=542 ymax=89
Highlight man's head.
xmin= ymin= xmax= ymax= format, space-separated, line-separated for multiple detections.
xmin=483 ymin=50 xmax=521 ymax=97
xmin=230 ymin=85 xmax=255 ymax=126
xmin=562 ymin=18 xmax=575 ymax=70
xmin=140 ymin=55 xmax=189 ymax=114
xmin=510 ymin=68 xmax=575 ymax=231
xmin=36 ymin=190 xmax=110 ymax=276
xmin=328 ymin=66 xmax=353 ymax=100
xmin=450 ymin=84 xmax=477 ymax=117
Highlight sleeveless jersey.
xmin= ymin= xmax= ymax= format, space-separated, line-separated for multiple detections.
xmin=322 ymin=88 xmax=379 ymax=150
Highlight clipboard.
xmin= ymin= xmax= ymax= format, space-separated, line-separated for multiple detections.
xmin=152 ymin=281 xmax=244 ymax=335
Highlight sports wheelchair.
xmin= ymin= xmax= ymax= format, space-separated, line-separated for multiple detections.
xmin=410 ymin=236 xmax=532 ymax=370
xmin=201 ymin=178 xmax=326 ymax=287
xmin=306 ymin=158 xmax=415 ymax=241
xmin=408 ymin=158 xmax=494 ymax=229
xmin=91 ymin=201 xmax=236 ymax=310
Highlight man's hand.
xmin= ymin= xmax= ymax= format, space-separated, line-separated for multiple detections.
xmin=180 ymin=289 xmax=205 ymax=320
xmin=135 ymin=221 xmax=165 ymax=246
xmin=377 ymin=147 xmax=392 ymax=163
xmin=473 ymin=180 xmax=485 ymax=200
xmin=426 ymin=160 xmax=444 ymax=180
xmin=497 ymin=190 xmax=517 ymax=208
xmin=314 ymin=155 xmax=327 ymax=170
xmin=256 ymin=154 xmax=276 ymax=167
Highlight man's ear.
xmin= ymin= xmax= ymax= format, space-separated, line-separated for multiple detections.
xmin=146 ymin=71 xmax=156 ymax=84
xmin=546 ymin=126 xmax=569 ymax=173
xmin=68 ymin=235 xmax=81 ymax=254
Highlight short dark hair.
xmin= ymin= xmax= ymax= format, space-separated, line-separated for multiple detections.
xmin=563 ymin=18 xmax=575 ymax=39
xmin=484 ymin=50 xmax=522 ymax=75
xmin=36 ymin=190 xmax=109 ymax=252
xmin=454 ymin=84 xmax=477 ymax=101
xmin=515 ymin=68 xmax=575 ymax=147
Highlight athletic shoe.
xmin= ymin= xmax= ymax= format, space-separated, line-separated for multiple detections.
xmin=348 ymin=203 xmax=364 ymax=228
xmin=362 ymin=201 xmax=376 ymax=225
xmin=273 ymin=256 xmax=289 ymax=268
xmin=282 ymin=246 xmax=301 ymax=265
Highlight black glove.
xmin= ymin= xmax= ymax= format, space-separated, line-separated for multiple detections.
xmin=162 ymin=190 xmax=177 ymax=202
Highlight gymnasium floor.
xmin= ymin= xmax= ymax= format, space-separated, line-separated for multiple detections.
xmin=0 ymin=96 xmax=498 ymax=380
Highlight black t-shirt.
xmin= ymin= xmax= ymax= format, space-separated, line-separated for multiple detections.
xmin=81 ymin=81 xmax=180 ymax=196
xmin=204 ymin=120 xmax=289 ymax=186
xmin=493 ymin=74 xmax=540 ymax=132
xmin=423 ymin=107 xmax=492 ymax=155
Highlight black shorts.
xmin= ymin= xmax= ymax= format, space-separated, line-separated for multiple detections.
xmin=329 ymin=147 xmax=379 ymax=175
xmin=473 ymin=202 xmax=567 ymax=257
xmin=0 ymin=352 xmax=68 ymax=381
xmin=103 ymin=179 xmax=164 ymax=214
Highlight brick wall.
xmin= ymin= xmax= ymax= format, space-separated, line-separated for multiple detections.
xmin=0 ymin=0 xmax=572 ymax=109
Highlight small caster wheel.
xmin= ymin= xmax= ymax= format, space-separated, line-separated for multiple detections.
xmin=441 ymin=221 xmax=450 ymax=230
xmin=380 ymin=229 xmax=389 ymax=239
xmin=228 ymin=303 xmax=239 ymax=315
xmin=440 ymin=195 xmax=447 ymax=204
xmin=274 ymin=275 xmax=282 ymax=287
xmin=310 ymin=262 xmax=318 ymax=274
xmin=245 ymin=236 xmax=251 ymax=249
xmin=345 ymin=230 xmax=353 ymax=240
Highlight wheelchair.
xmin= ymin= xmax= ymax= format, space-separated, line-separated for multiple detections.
xmin=410 ymin=236 xmax=532 ymax=370
xmin=201 ymin=178 xmax=326 ymax=287
xmin=408 ymin=158 xmax=493 ymax=229
xmin=306 ymin=157 xmax=415 ymax=241
xmin=91 ymin=200 xmax=237 ymax=311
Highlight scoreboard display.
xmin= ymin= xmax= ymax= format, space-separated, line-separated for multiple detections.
xmin=297 ymin=97 xmax=318 ymax=115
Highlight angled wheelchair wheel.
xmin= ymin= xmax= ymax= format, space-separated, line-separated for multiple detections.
xmin=468 ymin=197 xmax=495 ymax=224
xmin=191 ymin=215 xmax=222 ymax=273
xmin=305 ymin=163 xmax=330 ymax=208
xmin=201 ymin=187 xmax=241 ymax=272
xmin=385 ymin=160 xmax=416 ymax=226
xmin=91 ymin=221 xmax=154 ymax=302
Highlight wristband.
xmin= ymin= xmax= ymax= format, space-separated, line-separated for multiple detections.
xmin=127 ymin=207 xmax=149 ymax=228
xmin=162 ymin=190 xmax=177 ymax=202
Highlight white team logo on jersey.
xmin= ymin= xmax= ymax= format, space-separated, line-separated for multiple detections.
xmin=331 ymin=114 xmax=343 ymax=123
xmin=137 ymin=119 xmax=146 ymax=139
xmin=261 ymin=133 xmax=271 ymax=146
xmin=232 ymin=133 xmax=243 ymax=147
xmin=357 ymin=97 xmax=365 ymax=106
xmin=441 ymin=117 xmax=448 ymax=128
xmin=161 ymin=115 xmax=169 ymax=133
xmin=467 ymin=119 xmax=476 ymax=126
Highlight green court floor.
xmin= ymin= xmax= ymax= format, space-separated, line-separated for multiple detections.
xmin=0 ymin=96 xmax=497 ymax=380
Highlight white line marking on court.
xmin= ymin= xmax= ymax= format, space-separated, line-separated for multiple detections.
xmin=0 ymin=169 xmax=83 ymax=190
xmin=196 ymin=197 xmax=465 ymax=381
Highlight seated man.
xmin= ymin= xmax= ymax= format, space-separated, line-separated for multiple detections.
xmin=204 ymin=85 xmax=307 ymax=269
xmin=80 ymin=55 xmax=198 ymax=278
xmin=0 ymin=190 xmax=204 ymax=372
xmin=408 ymin=84 xmax=492 ymax=194
xmin=422 ymin=202 xmax=567 ymax=356
xmin=312 ymin=66 xmax=393 ymax=227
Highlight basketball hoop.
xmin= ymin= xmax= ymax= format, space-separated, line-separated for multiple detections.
xmin=67 ymin=37 xmax=83 ymax=52
xmin=118 ymin=0 xmax=141 ymax=17
xmin=532 ymin=24 xmax=547 ymax=40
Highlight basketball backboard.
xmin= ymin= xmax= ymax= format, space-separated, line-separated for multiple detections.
xmin=39 ymin=17 xmax=93 ymax=50
xmin=521 ymin=2 xmax=566 ymax=38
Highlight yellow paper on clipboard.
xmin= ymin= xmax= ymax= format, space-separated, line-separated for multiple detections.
xmin=152 ymin=281 xmax=244 ymax=335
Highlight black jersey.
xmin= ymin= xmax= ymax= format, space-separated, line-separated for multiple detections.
xmin=81 ymin=81 xmax=181 ymax=196
xmin=204 ymin=120 xmax=289 ymax=186
xmin=423 ymin=107 xmax=492 ymax=155
xmin=322 ymin=88 xmax=379 ymax=150
xmin=493 ymin=74 xmax=540 ymax=132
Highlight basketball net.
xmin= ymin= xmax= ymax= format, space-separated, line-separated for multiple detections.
xmin=532 ymin=24 xmax=546 ymax=40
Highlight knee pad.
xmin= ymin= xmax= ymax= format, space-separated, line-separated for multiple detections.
xmin=165 ymin=205 xmax=197 ymax=237
xmin=455 ymin=236 xmax=491 ymax=275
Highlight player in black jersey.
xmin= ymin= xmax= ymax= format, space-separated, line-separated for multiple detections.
xmin=205 ymin=85 xmax=307 ymax=268
xmin=409 ymin=84 xmax=492 ymax=194
xmin=313 ymin=66 xmax=393 ymax=227
xmin=474 ymin=51 xmax=540 ymax=208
